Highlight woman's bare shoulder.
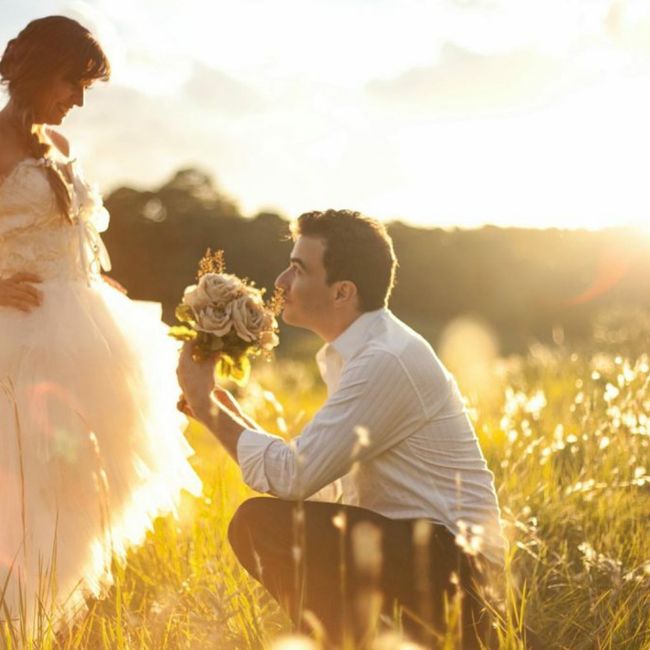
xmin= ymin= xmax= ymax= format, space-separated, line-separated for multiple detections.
xmin=45 ymin=128 xmax=70 ymax=158
xmin=0 ymin=137 xmax=26 ymax=179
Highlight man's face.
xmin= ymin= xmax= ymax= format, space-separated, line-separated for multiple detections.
xmin=33 ymin=72 xmax=89 ymax=125
xmin=274 ymin=235 xmax=335 ymax=332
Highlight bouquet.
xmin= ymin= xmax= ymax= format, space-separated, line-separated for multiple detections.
xmin=170 ymin=249 xmax=282 ymax=385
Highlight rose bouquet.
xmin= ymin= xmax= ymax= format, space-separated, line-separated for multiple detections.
xmin=170 ymin=249 xmax=282 ymax=385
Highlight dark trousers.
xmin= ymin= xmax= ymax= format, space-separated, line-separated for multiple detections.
xmin=228 ymin=497 xmax=498 ymax=648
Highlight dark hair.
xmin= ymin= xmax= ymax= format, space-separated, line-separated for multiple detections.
xmin=291 ymin=209 xmax=397 ymax=312
xmin=0 ymin=16 xmax=110 ymax=218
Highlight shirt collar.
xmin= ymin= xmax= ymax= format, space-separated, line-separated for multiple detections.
xmin=330 ymin=307 xmax=387 ymax=362
xmin=316 ymin=308 xmax=388 ymax=386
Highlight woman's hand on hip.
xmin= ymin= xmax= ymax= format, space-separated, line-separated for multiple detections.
xmin=0 ymin=272 xmax=43 ymax=312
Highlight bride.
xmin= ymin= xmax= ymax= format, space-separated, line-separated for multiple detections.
xmin=0 ymin=16 xmax=201 ymax=632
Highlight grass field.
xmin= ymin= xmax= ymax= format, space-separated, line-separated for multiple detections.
xmin=3 ymin=335 xmax=650 ymax=649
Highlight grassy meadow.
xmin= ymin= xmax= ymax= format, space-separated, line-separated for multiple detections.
xmin=3 ymin=330 xmax=650 ymax=649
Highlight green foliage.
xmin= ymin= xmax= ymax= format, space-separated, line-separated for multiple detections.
xmin=216 ymin=355 xmax=251 ymax=387
xmin=167 ymin=325 xmax=197 ymax=341
xmin=175 ymin=304 xmax=195 ymax=325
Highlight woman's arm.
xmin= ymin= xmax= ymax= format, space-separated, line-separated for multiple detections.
xmin=0 ymin=272 xmax=43 ymax=312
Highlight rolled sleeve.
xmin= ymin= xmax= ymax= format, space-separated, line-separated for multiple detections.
xmin=234 ymin=351 xmax=421 ymax=501
xmin=236 ymin=428 xmax=284 ymax=493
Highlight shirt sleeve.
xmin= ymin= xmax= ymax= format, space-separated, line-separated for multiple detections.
xmin=236 ymin=350 xmax=426 ymax=500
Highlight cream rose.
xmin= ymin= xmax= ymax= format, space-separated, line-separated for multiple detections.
xmin=231 ymin=292 xmax=268 ymax=342
xmin=182 ymin=284 xmax=201 ymax=311
xmin=195 ymin=302 xmax=233 ymax=336
xmin=200 ymin=273 xmax=244 ymax=304
xmin=183 ymin=273 xmax=244 ymax=313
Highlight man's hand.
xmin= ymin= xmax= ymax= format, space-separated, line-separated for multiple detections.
xmin=0 ymin=272 xmax=43 ymax=312
xmin=176 ymin=342 xmax=247 ymax=460
xmin=176 ymin=342 xmax=217 ymax=423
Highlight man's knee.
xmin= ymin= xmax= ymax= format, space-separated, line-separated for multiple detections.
xmin=228 ymin=497 xmax=296 ymax=585
xmin=229 ymin=498 xmax=267 ymax=550
xmin=228 ymin=497 xmax=292 ymax=556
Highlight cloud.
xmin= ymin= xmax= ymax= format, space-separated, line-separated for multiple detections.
xmin=62 ymin=83 xmax=235 ymax=193
xmin=605 ymin=0 xmax=650 ymax=54
xmin=366 ymin=0 xmax=650 ymax=117
xmin=366 ymin=44 xmax=571 ymax=116
xmin=182 ymin=62 xmax=265 ymax=115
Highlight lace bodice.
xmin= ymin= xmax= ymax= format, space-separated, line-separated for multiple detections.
xmin=0 ymin=157 xmax=111 ymax=283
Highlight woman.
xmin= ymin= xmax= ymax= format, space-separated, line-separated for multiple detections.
xmin=0 ymin=16 xmax=201 ymax=632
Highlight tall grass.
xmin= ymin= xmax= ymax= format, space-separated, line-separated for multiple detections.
xmin=2 ymin=343 xmax=650 ymax=648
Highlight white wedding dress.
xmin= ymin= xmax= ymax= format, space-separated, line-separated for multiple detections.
xmin=0 ymin=156 xmax=202 ymax=629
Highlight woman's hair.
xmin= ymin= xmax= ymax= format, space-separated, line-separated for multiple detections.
xmin=0 ymin=16 xmax=110 ymax=218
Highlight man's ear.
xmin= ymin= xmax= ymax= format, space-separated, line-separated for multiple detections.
xmin=333 ymin=280 xmax=358 ymax=306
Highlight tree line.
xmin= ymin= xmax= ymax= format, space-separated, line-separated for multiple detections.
xmin=102 ymin=168 xmax=650 ymax=356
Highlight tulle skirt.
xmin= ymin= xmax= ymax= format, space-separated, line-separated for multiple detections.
xmin=0 ymin=277 xmax=202 ymax=629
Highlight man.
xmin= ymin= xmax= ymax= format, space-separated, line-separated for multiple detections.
xmin=177 ymin=209 xmax=505 ymax=648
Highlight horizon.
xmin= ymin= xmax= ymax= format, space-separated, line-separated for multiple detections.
xmin=108 ymin=165 xmax=650 ymax=235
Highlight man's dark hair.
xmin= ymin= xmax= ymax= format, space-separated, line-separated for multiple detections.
xmin=291 ymin=209 xmax=397 ymax=312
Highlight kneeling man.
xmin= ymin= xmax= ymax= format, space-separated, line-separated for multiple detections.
xmin=177 ymin=209 xmax=505 ymax=648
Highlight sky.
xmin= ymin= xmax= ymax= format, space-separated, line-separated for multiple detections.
xmin=1 ymin=0 xmax=650 ymax=229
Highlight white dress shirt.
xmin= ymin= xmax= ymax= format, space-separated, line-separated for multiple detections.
xmin=237 ymin=308 xmax=506 ymax=565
